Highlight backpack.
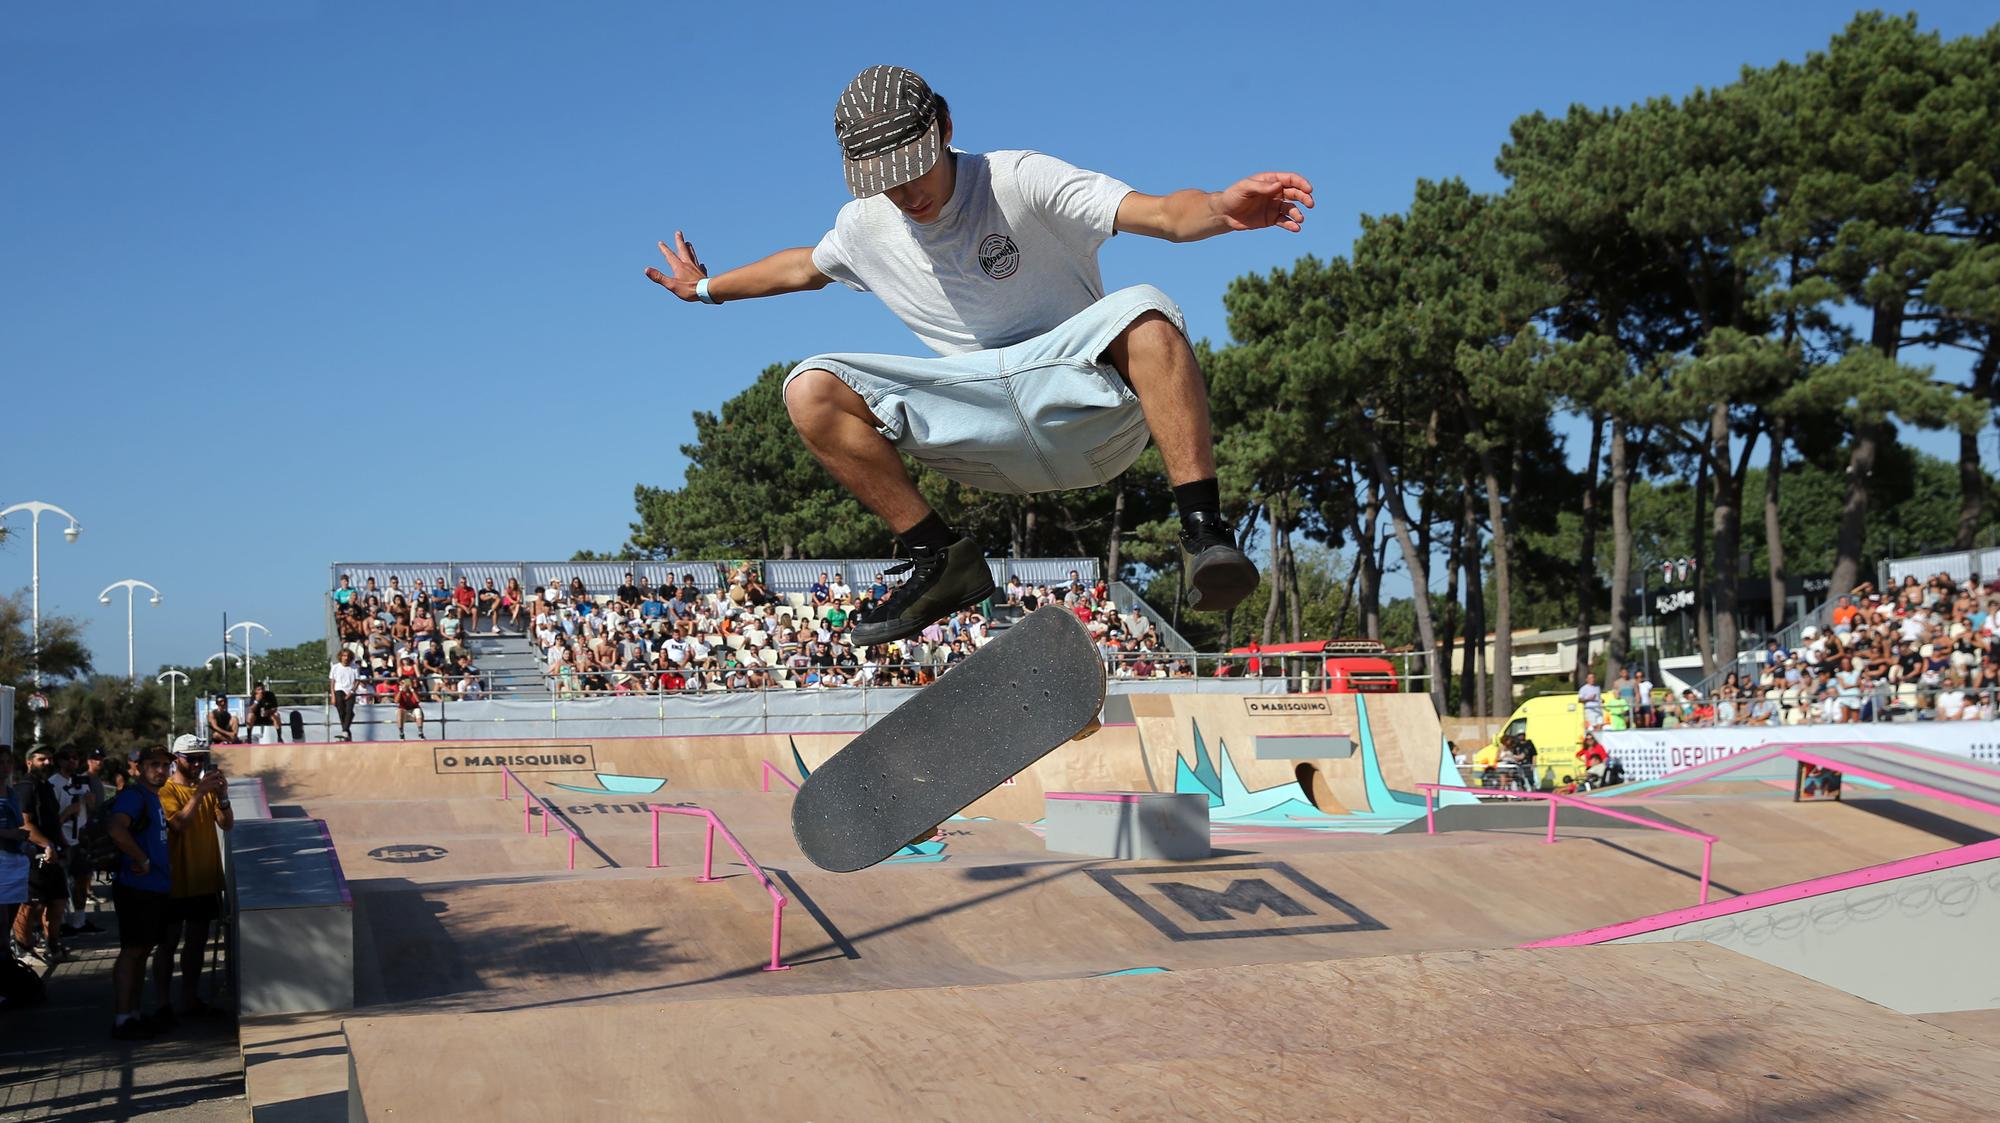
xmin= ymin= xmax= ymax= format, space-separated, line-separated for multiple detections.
xmin=0 ymin=954 xmax=46 ymax=1009
xmin=82 ymin=815 xmax=120 ymax=874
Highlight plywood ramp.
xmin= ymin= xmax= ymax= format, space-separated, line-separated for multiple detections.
xmin=344 ymin=942 xmax=2000 ymax=1122
xmin=213 ymin=690 xmax=1455 ymax=826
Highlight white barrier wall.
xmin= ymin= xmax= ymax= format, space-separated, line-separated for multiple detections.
xmin=1597 ymin=722 xmax=2000 ymax=783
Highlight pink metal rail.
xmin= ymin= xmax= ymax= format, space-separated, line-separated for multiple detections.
xmin=759 ymin=760 xmax=801 ymax=794
xmin=499 ymin=766 xmax=579 ymax=871
xmin=1415 ymin=783 xmax=1720 ymax=905
xmin=648 ymin=803 xmax=791 ymax=972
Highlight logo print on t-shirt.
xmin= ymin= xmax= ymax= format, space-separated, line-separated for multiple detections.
xmin=978 ymin=234 xmax=1020 ymax=280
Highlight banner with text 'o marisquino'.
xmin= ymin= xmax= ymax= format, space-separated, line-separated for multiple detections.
xmin=1596 ymin=723 xmax=2000 ymax=783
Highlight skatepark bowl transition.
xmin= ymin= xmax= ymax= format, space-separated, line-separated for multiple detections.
xmin=212 ymin=693 xmax=2000 ymax=1120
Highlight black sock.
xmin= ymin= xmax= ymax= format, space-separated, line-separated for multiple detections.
xmin=1173 ymin=478 xmax=1221 ymax=523
xmin=898 ymin=512 xmax=956 ymax=553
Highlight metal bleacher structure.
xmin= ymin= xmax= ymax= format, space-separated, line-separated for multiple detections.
xmin=327 ymin=557 xmax=1116 ymax=701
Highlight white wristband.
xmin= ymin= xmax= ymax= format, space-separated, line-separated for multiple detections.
xmin=695 ymin=277 xmax=720 ymax=305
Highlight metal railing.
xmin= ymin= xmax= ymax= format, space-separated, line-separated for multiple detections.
xmin=1415 ymin=782 xmax=1719 ymax=905
xmin=759 ymin=760 xmax=800 ymax=794
xmin=499 ymin=766 xmax=585 ymax=871
xmin=1108 ymin=581 xmax=1193 ymax=653
xmin=647 ymin=803 xmax=791 ymax=972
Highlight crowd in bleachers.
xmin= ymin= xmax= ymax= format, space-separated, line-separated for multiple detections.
xmin=326 ymin=561 xmax=1197 ymax=698
xmin=330 ymin=573 xmax=499 ymax=702
xmin=1611 ymin=572 xmax=2000 ymax=727
xmin=513 ymin=564 xmax=1188 ymax=695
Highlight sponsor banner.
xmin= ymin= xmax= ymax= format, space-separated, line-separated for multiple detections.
xmin=1598 ymin=724 xmax=2000 ymax=783
xmin=1244 ymin=697 xmax=1331 ymax=717
xmin=434 ymin=745 xmax=597 ymax=775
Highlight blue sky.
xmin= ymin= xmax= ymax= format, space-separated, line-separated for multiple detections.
xmin=3 ymin=1 xmax=1994 ymax=675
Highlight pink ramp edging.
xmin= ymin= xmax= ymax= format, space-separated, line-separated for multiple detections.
xmin=1415 ymin=783 xmax=1718 ymax=906
xmin=1525 ymin=836 xmax=2000 ymax=948
xmin=648 ymin=803 xmax=791 ymax=972
xmin=499 ymin=767 xmax=579 ymax=870
xmin=1046 ymin=791 xmax=1150 ymax=804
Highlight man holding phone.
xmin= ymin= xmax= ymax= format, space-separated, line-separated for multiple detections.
xmin=153 ymin=736 xmax=234 ymax=1024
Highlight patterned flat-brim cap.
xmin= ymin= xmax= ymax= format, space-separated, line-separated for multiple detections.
xmin=834 ymin=65 xmax=941 ymax=198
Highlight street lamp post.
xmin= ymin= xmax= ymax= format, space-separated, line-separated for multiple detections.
xmin=225 ymin=621 xmax=271 ymax=696
xmin=0 ymin=501 xmax=82 ymax=747
xmin=157 ymin=669 xmax=189 ymax=737
xmin=99 ymin=579 xmax=162 ymax=684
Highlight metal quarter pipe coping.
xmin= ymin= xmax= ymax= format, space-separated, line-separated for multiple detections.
xmin=1415 ymin=783 xmax=1720 ymax=905
xmin=648 ymin=803 xmax=792 ymax=972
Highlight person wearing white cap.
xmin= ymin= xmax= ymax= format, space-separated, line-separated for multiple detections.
xmin=646 ymin=65 xmax=1312 ymax=648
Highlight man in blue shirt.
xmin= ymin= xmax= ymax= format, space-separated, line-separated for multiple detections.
xmin=106 ymin=744 xmax=174 ymax=1039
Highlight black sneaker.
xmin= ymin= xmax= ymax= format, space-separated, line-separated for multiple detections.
xmin=851 ymin=538 xmax=996 ymax=648
xmin=1179 ymin=511 xmax=1259 ymax=613
xmin=110 ymin=1018 xmax=158 ymax=1041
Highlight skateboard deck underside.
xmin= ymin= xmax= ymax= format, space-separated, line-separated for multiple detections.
xmin=791 ymin=606 xmax=1107 ymax=871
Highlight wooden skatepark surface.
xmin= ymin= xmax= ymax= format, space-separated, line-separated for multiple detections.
xmin=344 ymin=941 xmax=2000 ymax=1122
xmin=219 ymin=723 xmax=2000 ymax=1119
xmin=330 ymin=792 xmax=1978 ymax=1018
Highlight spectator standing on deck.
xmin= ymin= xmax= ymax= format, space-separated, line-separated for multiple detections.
xmin=154 ymin=738 xmax=233 ymax=1023
xmin=329 ymin=648 xmax=361 ymax=742
xmin=1578 ymin=672 xmax=1604 ymax=731
xmin=106 ymin=745 xmax=173 ymax=1039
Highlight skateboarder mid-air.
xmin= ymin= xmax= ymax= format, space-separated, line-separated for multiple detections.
xmin=646 ymin=65 xmax=1313 ymax=648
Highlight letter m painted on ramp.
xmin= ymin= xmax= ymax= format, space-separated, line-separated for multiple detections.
xmin=1155 ymin=879 xmax=1312 ymax=922
xmin=1088 ymin=861 xmax=1388 ymax=942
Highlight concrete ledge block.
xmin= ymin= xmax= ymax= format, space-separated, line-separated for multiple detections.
xmin=1044 ymin=791 xmax=1210 ymax=861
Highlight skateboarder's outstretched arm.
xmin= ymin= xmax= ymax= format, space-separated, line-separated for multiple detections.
xmin=1114 ymin=172 xmax=1314 ymax=243
xmin=643 ymin=232 xmax=833 ymax=304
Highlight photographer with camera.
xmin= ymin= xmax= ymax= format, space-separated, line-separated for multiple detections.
xmin=152 ymin=736 xmax=234 ymax=1026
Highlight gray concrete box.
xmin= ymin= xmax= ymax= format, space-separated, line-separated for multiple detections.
xmin=229 ymin=818 xmax=353 ymax=1015
xmin=1044 ymin=791 xmax=1210 ymax=861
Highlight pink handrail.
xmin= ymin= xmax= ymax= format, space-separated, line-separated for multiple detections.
xmin=1415 ymin=783 xmax=1719 ymax=905
xmin=499 ymin=767 xmax=578 ymax=871
xmin=759 ymin=760 xmax=801 ymax=794
xmin=648 ymin=803 xmax=791 ymax=972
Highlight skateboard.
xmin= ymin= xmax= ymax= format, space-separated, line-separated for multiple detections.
xmin=791 ymin=605 xmax=1107 ymax=872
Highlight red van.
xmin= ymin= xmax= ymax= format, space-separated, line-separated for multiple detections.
xmin=1222 ymin=639 xmax=1401 ymax=693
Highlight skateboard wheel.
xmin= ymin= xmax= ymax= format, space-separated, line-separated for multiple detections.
xmin=1070 ymin=717 xmax=1103 ymax=742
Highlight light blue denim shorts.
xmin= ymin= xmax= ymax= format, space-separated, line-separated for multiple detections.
xmin=786 ymin=284 xmax=1182 ymax=494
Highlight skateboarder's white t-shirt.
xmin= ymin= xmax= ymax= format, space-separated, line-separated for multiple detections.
xmin=812 ymin=150 xmax=1133 ymax=356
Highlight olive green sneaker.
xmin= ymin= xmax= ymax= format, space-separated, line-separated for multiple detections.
xmin=852 ymin=537 xmax=996 ymax=647
xmin=1180 ymin=511 xmax=1259 ymax=613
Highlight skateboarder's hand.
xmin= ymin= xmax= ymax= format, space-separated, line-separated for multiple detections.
xmin=1215 ymin=173 xmax=1314 ymax=233
xmin=644 ymin=231 xmax=708 ymax=301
